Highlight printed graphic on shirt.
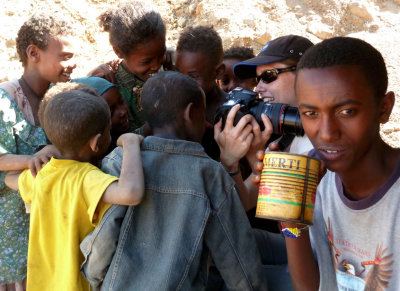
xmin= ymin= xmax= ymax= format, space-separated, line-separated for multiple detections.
xmin=325 ymin=218 xmax=394 ymax=291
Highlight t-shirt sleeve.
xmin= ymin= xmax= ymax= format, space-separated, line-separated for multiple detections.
xmin=83 ymin=168 xmax=118 ymax=225
xmin=18 ymin=168 xmax=34 ymax=203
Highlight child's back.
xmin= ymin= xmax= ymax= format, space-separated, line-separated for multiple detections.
xmin=6 ymin=89 xmax=144 ymax=290
xmin=81 ymin=71 xmax=268 ymax=290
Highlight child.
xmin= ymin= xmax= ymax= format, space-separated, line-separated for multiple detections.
xmin=92 ymin=1 xmax=167 ymax=133
xmin=5 ymin=89 xmax=144 ymax=291
xmin=273 ymin=37 xmax=400 ymax=290
xmin=80 ymin=71 xmax=268 ymax=290
xmin=72 ymin=76 xmax=130 ymax=150
xmin=0 ymin=13 xmax=76 ymax=288
xmin=175 ymin=25 xmax=227 ymax=161
xmin=217 ymin=46 xmax=258 ymax=93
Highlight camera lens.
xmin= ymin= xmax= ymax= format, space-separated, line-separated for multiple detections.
xmin=250 ymin=102 xmax=304 ymax=136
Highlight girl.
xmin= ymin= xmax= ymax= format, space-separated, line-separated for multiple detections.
xmin=90 ymin=1 xmax=167 ymax=133
xmin=0 ymin=13 xmax=76 ymax=290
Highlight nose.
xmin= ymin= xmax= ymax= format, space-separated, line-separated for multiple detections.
xmin=150 ymin=55 xmax=164 ymax=72
xmin=319 ymin=115 xmax=340 ymax=143
xmin=116 ymin=103 xmax=128 ymax=117
xmin=65 ymin=59 xmax=77 ymax=71
xmin=227 ymin=80 xmax=237 ymax=92
xmin=255 ymin=81 xmax=263 ymax=93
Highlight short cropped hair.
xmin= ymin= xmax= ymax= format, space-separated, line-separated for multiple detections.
xmin=39 ymin=82 xmax=99 ymax=128
xmin=297 ymin=37 xmax=388 ymax=99
xmin=224 ymin=46 xmax=254 ymax=61
xmin=99 ymin=1 xmax=166 ymax=57
xmin=41 ymin=90 xmax=110 ymax=154
xmin=177 ymin=26 xmax=223 ymax=68
xmin=16 ymin=13 xmax=73 ymax=66
xmin=142 ymin=71 xmax=205 ymax=129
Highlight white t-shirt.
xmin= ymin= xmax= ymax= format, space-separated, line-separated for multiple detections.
xmin=310 ymin=159 xmax=400 ymax=290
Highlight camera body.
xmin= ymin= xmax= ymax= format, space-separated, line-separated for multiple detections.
xmin=214 ymin=87 xmax=304 ymax=136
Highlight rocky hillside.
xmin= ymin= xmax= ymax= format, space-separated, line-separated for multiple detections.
xmin=0 ymin=0 xmax=399 ymax=146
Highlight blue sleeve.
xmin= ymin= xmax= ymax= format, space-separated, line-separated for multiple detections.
xmin=80 ymin=204 xmax=128 ymax=290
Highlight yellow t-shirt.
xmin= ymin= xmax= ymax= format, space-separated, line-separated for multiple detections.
xmin=18 ymin=158 xmax=118 ymax=291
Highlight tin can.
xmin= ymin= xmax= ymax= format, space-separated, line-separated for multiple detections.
xmin=256 ymin=152 xmax=320 ymax=224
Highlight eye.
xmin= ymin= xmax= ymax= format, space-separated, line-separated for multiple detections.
xmin=189 ymin=74 xmax=200 ymax=80
xmin=301 ymin=110 xmax=318 ymax=118
xmin=62 ymin=54 xmax=72 ymax=61
xmin=339 ymin=108 xmax=356 ymax=116
xmin=221 ymin=78 xmax=230 ymax=85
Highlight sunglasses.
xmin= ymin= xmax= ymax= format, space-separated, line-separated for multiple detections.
xmin=256 ymin=66 xmax=297 ymax=84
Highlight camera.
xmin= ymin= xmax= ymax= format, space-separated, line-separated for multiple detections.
xmin=214 ymin=87 xmax=304 ymax=136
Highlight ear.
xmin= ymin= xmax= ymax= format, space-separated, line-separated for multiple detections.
xmin=26 ymin=44 xmax=40 ymax=63
xmin=112 ymin=46 xmax=124 ymax=59
xmin=378 ymin=91 xmax=395 ymax=124
xmin=183 ymin=102 xmax=194 ymax=125
xmin=89 ymin=133 xmax=102 ymax=152
xmin=216 ymin=63 xmax=225 ymax=80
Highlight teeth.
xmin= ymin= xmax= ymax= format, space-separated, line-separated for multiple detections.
xmin=326 ymin=150 xmax=338 ymax=153
xmin=263 ymin=97 xmax=273 ymax=103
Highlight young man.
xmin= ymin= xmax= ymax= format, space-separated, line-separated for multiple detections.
xmin=80 ymin=71 xmax=268 ymax=291
xmin=277 ymin=37 xmax=400 ymax=290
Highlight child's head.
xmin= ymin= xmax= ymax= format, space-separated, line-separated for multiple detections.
xmin=16 ymin=13 xmax=77 ymax=83
xmin=142 ymin=71 xmax=206 ymax=142
xmin=40 ymin=89 xmax=111 ymax=159
xmin=218 ymin=46 xmax=258 ymax=93
xmin=295 ymin=37 xmax=395 ymax=173
xmin=99 ymin=1 xmax=166 ymax=81
xmin=175 ymin=26 xmax=224 ymax=94
xmin=72 ymin=76 xmax=129 ymax=135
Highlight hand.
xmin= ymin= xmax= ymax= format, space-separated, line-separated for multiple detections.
xmin=214 ymin=104 xmax=254 ymax=171
xmin=116 ymin=133 xmax=144 ymax=147
xmin=250 ymin=150 xmax=265 ymax=187
xmin=87 ymin=59 xmax=121 ymax=83
xmin=246 ymin=113 xmax=273 ymax=169
xmin=29 ymin=145 xmax=59 ymax=177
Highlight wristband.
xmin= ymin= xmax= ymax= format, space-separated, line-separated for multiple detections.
xmin=220 ymin=162 xmax=241 ymax=176
xmin=280 ymin=222 xmax=309 ymax=239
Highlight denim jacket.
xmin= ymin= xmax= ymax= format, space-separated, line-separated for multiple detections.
xmin=80 ymin=136 xmax=268 ymax=291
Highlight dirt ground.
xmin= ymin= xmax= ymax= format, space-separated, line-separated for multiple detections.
xmin=0 ymin=0 xmax=399 ymax=146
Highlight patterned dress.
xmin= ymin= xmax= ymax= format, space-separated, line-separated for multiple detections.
xmin=0 ymin=80 xmax=48 ymax=283
xmin=114 ymin=65 xmax=146 ymax=132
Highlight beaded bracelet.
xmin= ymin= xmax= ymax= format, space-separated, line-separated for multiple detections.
xmin=280 ymin=222 xmax=309 ymax=239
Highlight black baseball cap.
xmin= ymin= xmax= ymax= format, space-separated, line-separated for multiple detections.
xmin=233 ymin=35 xmax=313 ymax=79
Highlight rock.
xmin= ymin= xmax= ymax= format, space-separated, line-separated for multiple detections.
xmin=348 ymin=2 xmax=373 ymax=21
xmin=307 ymin=21 xmax=333 ymax=39
xmin=255 ymin=32 xmax=271 ymax=46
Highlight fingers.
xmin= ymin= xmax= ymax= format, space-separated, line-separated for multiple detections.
xmin=268 ymin=142 xmax=280 ymax=152
xmin=256 ymin=150 xmax=265 ymax=161
xmin=250 ymin=173 xmax=261 ymax=187
xmin=224 ymin=104 xmax=241 ymax=130
xmin=214 ymin=119 xmax=222 ymax=138
xmin=260 ymin=114 xmax=273 ymax=137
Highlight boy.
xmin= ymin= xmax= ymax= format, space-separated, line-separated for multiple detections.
xmin=175 ymin=25 xmax=227 ymax=160
xmin=5 ymin=90 xmax=144 ymax=290
xmin=80 ymin=71 xmax=268 ymax=290
xmin=276 ymin=37 xmax=400 ymax=290
xmin=217 ymin=46 xmax=257 ymax=93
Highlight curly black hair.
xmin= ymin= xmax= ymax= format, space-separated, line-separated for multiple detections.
xmin=297 ymin=37 xmax=388 ymax=99
xmin=99 ymin=1 xmax=166 ymax=57
xmin=176 ymin=26 xmax=223 ymax=67
xmin=224 ymin=46 xmax=254 ymax=61
xmin=16 ymin=13 xmax=72 ymax=66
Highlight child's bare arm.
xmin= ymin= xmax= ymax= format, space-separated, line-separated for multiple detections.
xmin=0 ymin=145 xmax=58 ymax=177
xmin=5 ymin=170 xmax=22 ymax=190
xmin=101 ymin=133 xmax=144 ymax=205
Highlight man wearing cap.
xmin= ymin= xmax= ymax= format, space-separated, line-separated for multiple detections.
xmin=234 ymin=34 xmax=314 ymax=154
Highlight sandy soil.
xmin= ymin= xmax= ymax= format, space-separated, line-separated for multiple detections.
xmin=0 ymin=0 xmax=399 ymax=146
